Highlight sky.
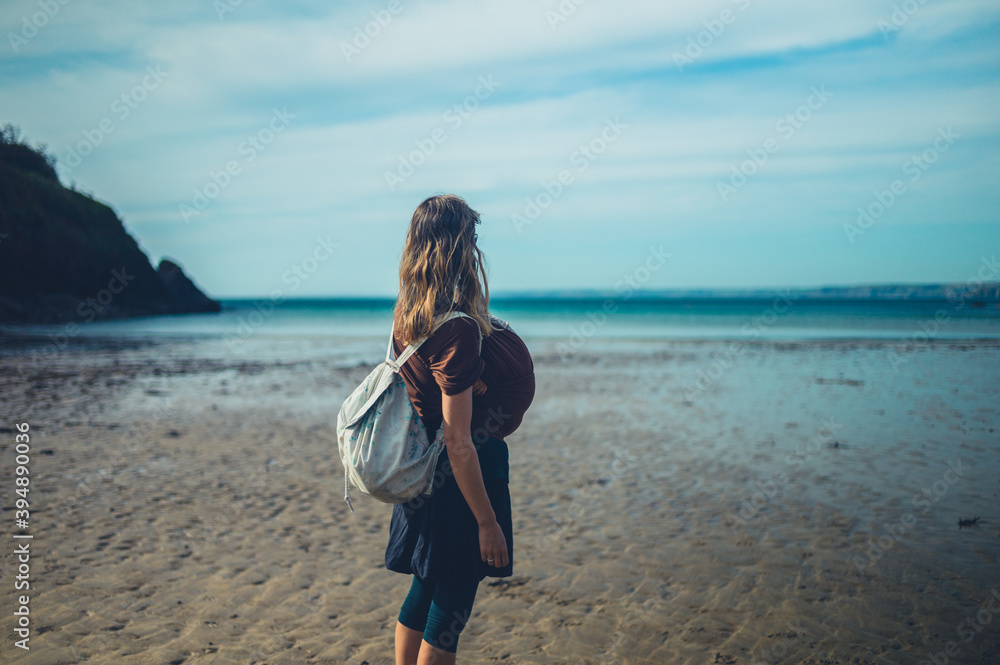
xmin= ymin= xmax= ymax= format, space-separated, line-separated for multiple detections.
xmin=1 ymin=0 xmax=998 ymax=298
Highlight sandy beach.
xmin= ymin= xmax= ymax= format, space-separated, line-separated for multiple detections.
xmin=1 ymin=333 xmax=998 ymax=664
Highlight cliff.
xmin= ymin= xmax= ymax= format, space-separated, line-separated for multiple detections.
xmin=0 ymin=125 xmax=220 ymax=324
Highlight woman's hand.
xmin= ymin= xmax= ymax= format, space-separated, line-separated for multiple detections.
xmin=479 ymin=520 xmax=509 ymax=568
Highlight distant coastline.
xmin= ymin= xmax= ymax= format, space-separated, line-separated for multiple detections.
xmin=218 ymin=280 xmax=1000 ymax=306
xmin=489 ymin=280 xmax=1000 ymax=302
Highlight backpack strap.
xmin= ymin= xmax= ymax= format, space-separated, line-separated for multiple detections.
xmin=385 ymin=311 xmax=481 ymax=373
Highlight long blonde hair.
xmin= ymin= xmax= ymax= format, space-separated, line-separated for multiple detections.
xmin=393 ymin=194 xmax=494 ymax=345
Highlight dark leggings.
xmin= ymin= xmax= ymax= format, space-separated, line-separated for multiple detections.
xmin=397 ymin=574 xmax=480 ymax=653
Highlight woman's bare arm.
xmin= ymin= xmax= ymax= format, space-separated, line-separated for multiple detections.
xmin=441 ymin=386 xmax=509 ymax=568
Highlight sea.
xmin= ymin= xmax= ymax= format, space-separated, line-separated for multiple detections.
xmin=2 ymin=296 xmax=999 ymax=366
xmin=0 ymin=292 xmax=1000 ymax=366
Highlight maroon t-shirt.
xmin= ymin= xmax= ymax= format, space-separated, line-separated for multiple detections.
xmin=392 ymin=315 xmax=535 ymax=442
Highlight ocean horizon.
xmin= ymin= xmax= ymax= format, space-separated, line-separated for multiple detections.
xmin=2 ymin=294 xmax=999 ymax=347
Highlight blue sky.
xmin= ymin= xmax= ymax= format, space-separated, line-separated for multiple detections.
xmin=1 ymin=0 xmax=998 ymax=297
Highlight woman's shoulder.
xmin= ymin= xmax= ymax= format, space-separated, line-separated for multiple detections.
xmin=422 ymin=313 xmax=486 ymax=394
xmin=423 ymin=314 xmax=481 ymax=356
xmin=434 ymin=312 xmax=482 ymax=337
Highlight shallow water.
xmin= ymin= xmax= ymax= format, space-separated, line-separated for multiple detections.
xmin=1 ymin=328 xmax=998 ymax=664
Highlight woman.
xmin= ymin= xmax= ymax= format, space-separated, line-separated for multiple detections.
xmin=385 ymin=194 xmax=535 ymax=664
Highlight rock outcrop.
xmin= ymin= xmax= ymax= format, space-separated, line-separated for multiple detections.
xmin=0 ymin=126 xmax=220 ymax=323
xmin=156 ymin=258 xmax=220 ymax=314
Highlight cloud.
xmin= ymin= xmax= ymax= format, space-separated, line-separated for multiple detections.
xmin=1 ymin=0 xmax=998 ymax=295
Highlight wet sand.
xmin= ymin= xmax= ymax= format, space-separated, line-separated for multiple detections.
xmin=0 ymin=333 xmax=998 ymax=664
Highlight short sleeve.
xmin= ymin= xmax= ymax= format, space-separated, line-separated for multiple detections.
xmin=426 ymin=317 xmax=484 ymax=396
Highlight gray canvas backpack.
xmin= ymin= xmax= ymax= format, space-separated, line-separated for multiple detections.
xmin=337 ymin=311 xmax=481 ymax=511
